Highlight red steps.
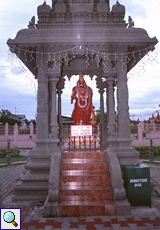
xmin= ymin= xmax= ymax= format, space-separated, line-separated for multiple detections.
xmin=58 ymin=151 xmax=115 ymax=216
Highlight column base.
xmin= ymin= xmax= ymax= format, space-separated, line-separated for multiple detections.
xmin=43 ymin=196 xmax=58 ymax=217
xmin=115 ymin=199 xmax=131 ymax=215
xmin=116 ymin=137 xmax=141 ymax=165
xmin=13 ymin=141 xmax=51 ymax=203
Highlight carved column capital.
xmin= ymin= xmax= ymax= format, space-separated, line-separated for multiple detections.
xmin=98 ymin=88 xmax=105 ymax=95
xmin=104 ymin=71 xmax=118 ymax=81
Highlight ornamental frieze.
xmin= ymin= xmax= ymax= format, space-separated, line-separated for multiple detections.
xmin=14 ymin=27 xmax=150 ymax=42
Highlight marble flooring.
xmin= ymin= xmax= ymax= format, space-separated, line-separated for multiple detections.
xmin=58 ymin=151 xmax=116 ymax=216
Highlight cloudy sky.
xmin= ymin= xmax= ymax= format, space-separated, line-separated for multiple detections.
xmin=0 ymin=0 xmax=159 ymax=121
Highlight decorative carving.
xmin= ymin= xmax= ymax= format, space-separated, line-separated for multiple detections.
xmin=28 ymin=16 xmax=36 ymax=29
xmin=57 ymin=76 xmax=65 ymax=91
xmin=37 ymin=100 xmax=48 ymax=113
xmin=48 ymin=155 xmax=61 ymax=202
xmin=115 ymin=188 xmax=126 ymax=200
xmin=128 ymin=16 xmax=134 ymax=28
xmin=95 ymin=52 xmax=101 ymax=68
xmin=50 ymin=125 xmax=59 ymax=139
xmin=97 ymin=0 xmax=109 ymax=12
xmin=55 ymin=0 xmax=66 ymax=22
xmin=69 ymin=1 xmax=93 ymax=13
xmin=37 ymin=122 xmax=47 ymax=139
xmin=39 ymin=91 xmax=45 ymax=99
xmin=118 ymin=114 xmax=130 ymax=137
xmin=112 ymin=1 xmax=125 ymax=23
xmin=69 ymin=0 xmax=93 ymax=22
xmin=55 ymin=0 xmax=66 ymax=12
xmin=37 ymin=1 xmax=51 ymax=24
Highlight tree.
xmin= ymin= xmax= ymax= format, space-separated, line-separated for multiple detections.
xmin=0 ymin=109 xmax=21 ymax=126
xmin=30 ymin=119 xmax=36 ymax=126
xmin=155 ymin=104 xmax=160 ymax=113
xmin=24 ymin=118 xmax=30 ymax=126
xmin=95 ymin=110 xmax=107 ymax=124
xmin=95 ymin=110 xmax=100 ymax=124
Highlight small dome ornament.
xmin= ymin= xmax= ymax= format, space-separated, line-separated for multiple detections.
xmin=37 ymin=1 xmax=51 ymax=14
xmin=37 ymin=0 xmax=51 ymax=24
xmin=112 ymin=0 xmax=125 ymax=13
xmin=112 ymin=0 xmax=125 ymax=23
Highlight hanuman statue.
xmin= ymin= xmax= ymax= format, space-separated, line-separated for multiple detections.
xmin=71 ymin=73 xmax=96 ymax=125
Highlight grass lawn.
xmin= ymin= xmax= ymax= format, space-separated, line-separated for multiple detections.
xmin=0 ymin=155 xmax=28 ymax=164
xmin=154 ymin=156 xmax=160 ymax=161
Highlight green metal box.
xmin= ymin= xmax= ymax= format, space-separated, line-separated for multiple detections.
xmin=123 ymin=164 xmax=151 ymax=206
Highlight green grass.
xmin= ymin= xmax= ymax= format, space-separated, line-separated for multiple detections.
xmin=154 ymin=156 xmax=160 ymax=161
xmin=0 ymin=155 xmax=28 ymax=164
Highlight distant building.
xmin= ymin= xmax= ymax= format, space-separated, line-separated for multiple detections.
xmin=12 ymin=114 xmax=26 ymax=123
xmin=62 ymin=116 xmax=73 ymax=125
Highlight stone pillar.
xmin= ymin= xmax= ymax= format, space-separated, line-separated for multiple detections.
xmin=57 ymin=89 xmax=63 ymax=142
xmin=57 ymin=77 xmax=65 ymax=143
xmin=105 ymin=73 xmax=117 ymax=148
xmin=48 ymin=73 xmax=60 ymax=148
xmin=44 ymin=67 xmax=62 ymax=216
xmin=99 ymin=88 xmax=107 ymax=145
xmin=116 ymin=54 xmax=140 ymax=165
xmin=12 ymin=53 xmax=51 ymax=203
xmin=96 ymin=76 xmax=107 ymax=146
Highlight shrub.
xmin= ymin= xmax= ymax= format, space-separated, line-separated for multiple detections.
xmin=135 ymin=145 xmax=160 ymax=159
xmin=0 ymin=148 xmax=20 ymax=158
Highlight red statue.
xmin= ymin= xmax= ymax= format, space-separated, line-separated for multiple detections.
xmin=71 ymin=73 xmax=96 ymax=125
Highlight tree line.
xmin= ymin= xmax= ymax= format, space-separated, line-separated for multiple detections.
xmin=0 ymin=109 xmax=36 ymax=126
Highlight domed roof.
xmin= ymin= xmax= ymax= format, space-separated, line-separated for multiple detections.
xmin=112 ymin=0 xmax=125 ymax=13
xmin=37 ymin=1 xmax=51 ymax=14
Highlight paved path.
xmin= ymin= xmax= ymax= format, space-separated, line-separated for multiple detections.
xmin=0 ymin=164 xmax=25 ymax=199
xmin=1 ymin=161 xmax=160 ymax=229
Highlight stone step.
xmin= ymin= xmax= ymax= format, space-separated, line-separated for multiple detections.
xmin=13 ymin=181 xmax=48 ymax=202
xmin=58 ymin=203 xmax=116 ymax=216
xmin=58 ymin=151 xmax=115 ymax=217
xmin=59 ymin=188 xmax=113 ymax=201
xmin=60 ymin=174 xmax=111 ymax=186
xmin=59 ymin=200 xmax=115 ymax=205
xmin=62 ymin=152 xmax=106 ymax=162
xmin=61 ymin=163 xmax=108 ymax=173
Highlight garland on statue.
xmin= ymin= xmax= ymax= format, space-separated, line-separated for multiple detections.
xmin=76 ymin=86 xmax=89 ymax=109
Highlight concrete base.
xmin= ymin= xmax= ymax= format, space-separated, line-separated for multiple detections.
xmin=115 ymin=199 xmax=131 ymax=215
